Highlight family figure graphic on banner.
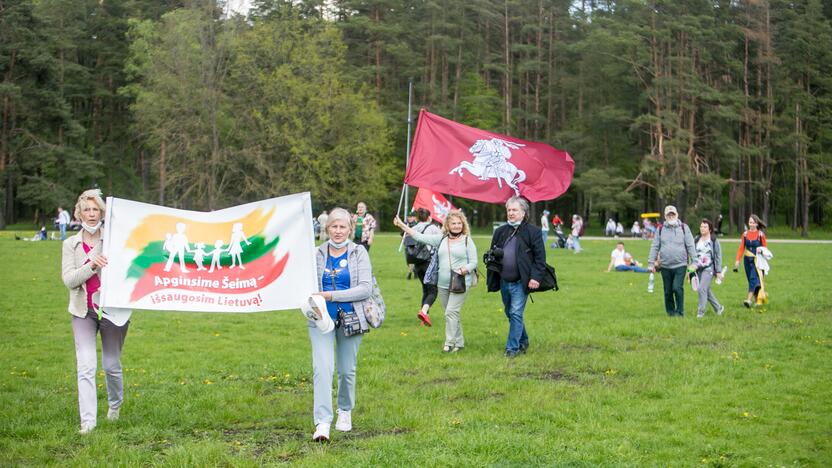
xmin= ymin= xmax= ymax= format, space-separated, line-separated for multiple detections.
xmin=162 ymin=222 xmax=251 ymax=273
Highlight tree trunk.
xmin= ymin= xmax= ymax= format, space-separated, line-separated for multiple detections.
xmin=503 ymin=0 xmax=511 ymax=134
xmin=533 ymin=0 xmax=543 ymax=139
xmin=374 ymin=6 xmax=382 ymax=104
xmin=801 ymin=157 xmax=809 ymax=237
xmin=159 ymin=139 xmax=167 ymax=206
xmin=792 ymin=103 xmax=800 ymax=231
xmin=452 ymin=6 xmax=465 ymax=117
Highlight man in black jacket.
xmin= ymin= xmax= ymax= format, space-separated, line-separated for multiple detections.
xmin=486 ymin=196 xmax=547 ymax=357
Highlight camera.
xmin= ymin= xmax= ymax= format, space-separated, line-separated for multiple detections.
xmin=483 ymin=247 xmax=504 ymax=272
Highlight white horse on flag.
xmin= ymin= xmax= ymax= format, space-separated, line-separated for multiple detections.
xmin=449 ymin=138 xmax=526 ymax=195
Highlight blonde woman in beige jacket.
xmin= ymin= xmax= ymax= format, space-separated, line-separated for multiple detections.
xmin=61 ymin=189 xmax=131 ymax=434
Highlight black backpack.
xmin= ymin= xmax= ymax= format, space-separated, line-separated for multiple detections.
xmin=405 ymin=225 xmax=432 ymax=264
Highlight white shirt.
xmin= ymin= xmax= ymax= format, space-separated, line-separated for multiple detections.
xmin=571 ymin=220 xmax=582 ymax=237
xmin=58 ymin=210 xmax=71 ymax=225
xmin=540 ymin=215 xmax=549 ymax=231
xmin=610 ymin=248 xmax=627 ymax=267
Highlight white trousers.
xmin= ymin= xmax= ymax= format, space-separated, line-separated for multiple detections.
xmin=72 ymin=310 xmax=129 ymax=427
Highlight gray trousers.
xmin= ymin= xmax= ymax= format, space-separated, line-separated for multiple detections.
xmin=697 ymin=269 xmax=723 ymax=315
xmin=72 ymin=310 xmax=129 ymax=427
xmin=309 ymin=325 xmax=362 ymax=425
xmin=437 ymin=287 xmax=468 ymax=348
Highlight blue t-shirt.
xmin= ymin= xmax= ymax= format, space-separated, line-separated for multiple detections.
xmin=322 ymin=251 xmax=354 ymax=320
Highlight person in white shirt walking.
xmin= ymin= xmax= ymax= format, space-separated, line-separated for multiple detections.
xmin=540 ymin=210 xmax=550 ymax=247
xmin=57 ymin=206 xmax=71 ymax=240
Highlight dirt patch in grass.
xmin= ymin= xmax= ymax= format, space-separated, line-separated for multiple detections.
xmin=341 ymin=426 xmax=409 ymax=440
xmin=420 ymin=376 xmax=460 ymax=387
xmin=520 ymin=369 xmax=579 ymax=382
xmin=558 ymin=343 xmax=601 ymax=353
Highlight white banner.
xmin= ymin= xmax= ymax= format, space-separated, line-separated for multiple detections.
xmin=100 ymin=193 xmax=317 ymax=312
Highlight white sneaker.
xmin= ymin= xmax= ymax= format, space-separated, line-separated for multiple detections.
xmin=716 ymin=304 xmax=725 ymax=316
xmin=312 ymin=423 xmax=330 ymax=442
xmin=79 ymin=422 xmax=96 ymax=434
xmin=335 ymin=409 xmax=352 ymax=432
xmin=107 ymin=407 xmax=120 ymax=421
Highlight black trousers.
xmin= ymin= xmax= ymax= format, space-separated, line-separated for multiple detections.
xmin=660 ymin=266 xmax=687 ymax=316
xmin=413 ymin=261 xmax=437 ymax=308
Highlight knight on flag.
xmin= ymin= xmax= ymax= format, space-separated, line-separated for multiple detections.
xmin=404 ymin=109 xmax=574 ymax=204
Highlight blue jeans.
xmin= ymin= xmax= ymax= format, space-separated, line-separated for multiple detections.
xmin=541 ymin=230 xmax=548 ymax=247
xmin=309 ymin=325 xmax=362 ymax=425
xmin=60 ymin=223 xmax=67 ymax=240
xmin=500 ymin=280 xmax=529 ymax=353
xmin=573 ymin=236 xmax=582 ymax=253
xmin=615 ymin=265 xmax=649 ymax=273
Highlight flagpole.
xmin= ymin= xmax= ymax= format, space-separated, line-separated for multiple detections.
xmin=396 ymin=79 xmax=414 ymax=252
xmin=405 ymin=80 xmax=413 ymax=216
xmin=397 ymin=79 xmax=414 ymax=219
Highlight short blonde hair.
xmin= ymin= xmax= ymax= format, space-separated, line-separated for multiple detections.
xmin=326 ymin=207 xmax=354 ymax=237
xmin=442 ymin=209 xmax=470 ymax=236
xmin=74 ymin=189 xmax=105 ymax=221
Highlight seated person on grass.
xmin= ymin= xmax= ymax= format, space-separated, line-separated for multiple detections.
xmin=607 ymin=242 xmax=649 ymax=273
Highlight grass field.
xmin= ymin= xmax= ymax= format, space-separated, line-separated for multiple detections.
xmin=1 ymin=233 xmax=830 ymax=466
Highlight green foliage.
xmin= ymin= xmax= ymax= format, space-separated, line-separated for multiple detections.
xmin=3 ymin=0 xmax=832 ymax=233
xmin=573 ymin=167 xmax=639 ymax=217
xmin=227 ymin=12 xmax=395 ymax=210
xmin=456 ymin=72 xmax=502 ymax=130
xmin=123 ymin=3 xmax=395 ymax=211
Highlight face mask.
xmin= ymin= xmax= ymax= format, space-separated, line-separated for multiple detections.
xmin=328 ymin=239 xmax=349 ymax=249
xmin=665 ymin=218 xmax=679 ymax=226
xmin=82 ymin=221 xmax=102 ymax=234
xmin=507 ymin=220 xmax=521 ymax=227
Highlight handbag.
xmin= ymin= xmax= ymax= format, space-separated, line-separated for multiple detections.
xmin=536 ymin=263 xmax=559 ymax=292
xmin=423 ymin=247 xmax=440 ymax=286
xmin=362 ymin=275 xmax=385 ymax=328
xmin=448 ymin=237 xmax=466 ymax=294
xmin=449 ymin=270 xmax=466 ymax=293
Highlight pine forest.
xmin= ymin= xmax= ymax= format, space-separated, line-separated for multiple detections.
xmin=1 ymin=0 xmax=831 ymax=234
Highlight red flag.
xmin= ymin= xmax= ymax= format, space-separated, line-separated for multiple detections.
xmin=412 ymin=188 xmax=456 ymax=223
xmin=404 ymin=109 xmax=575 ymax=203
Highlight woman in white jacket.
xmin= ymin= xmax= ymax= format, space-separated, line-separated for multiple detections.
xmin=61 ymin=189 xmax=131 ymax=434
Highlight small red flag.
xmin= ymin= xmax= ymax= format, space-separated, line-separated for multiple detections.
xmin=411 ymin=188 xmax=456 ymax=223
xmin=404 ymin=109 xmax=575 ymax=203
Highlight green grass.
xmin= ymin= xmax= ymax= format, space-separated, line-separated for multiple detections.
xmin=1 ymin=234 xmax=830 ymax=466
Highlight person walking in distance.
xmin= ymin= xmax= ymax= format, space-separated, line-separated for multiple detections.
xmin=647 ymin=205 xmax=696 ymax=317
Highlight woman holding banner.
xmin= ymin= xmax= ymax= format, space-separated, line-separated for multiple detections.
xmin=308 ymin=208 xmax=374 ymax=442
xmin=394 ymin=209 xmax=478 ymax=353
xmin=61 ymin=189 xmax=131 ymax=434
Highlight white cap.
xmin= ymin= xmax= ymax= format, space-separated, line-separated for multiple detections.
xmin=301 ymin=295 xmax=334 ymax=334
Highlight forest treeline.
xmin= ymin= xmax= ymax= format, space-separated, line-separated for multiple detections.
xmin=1 ymin=0 xmax=830 ymax=233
